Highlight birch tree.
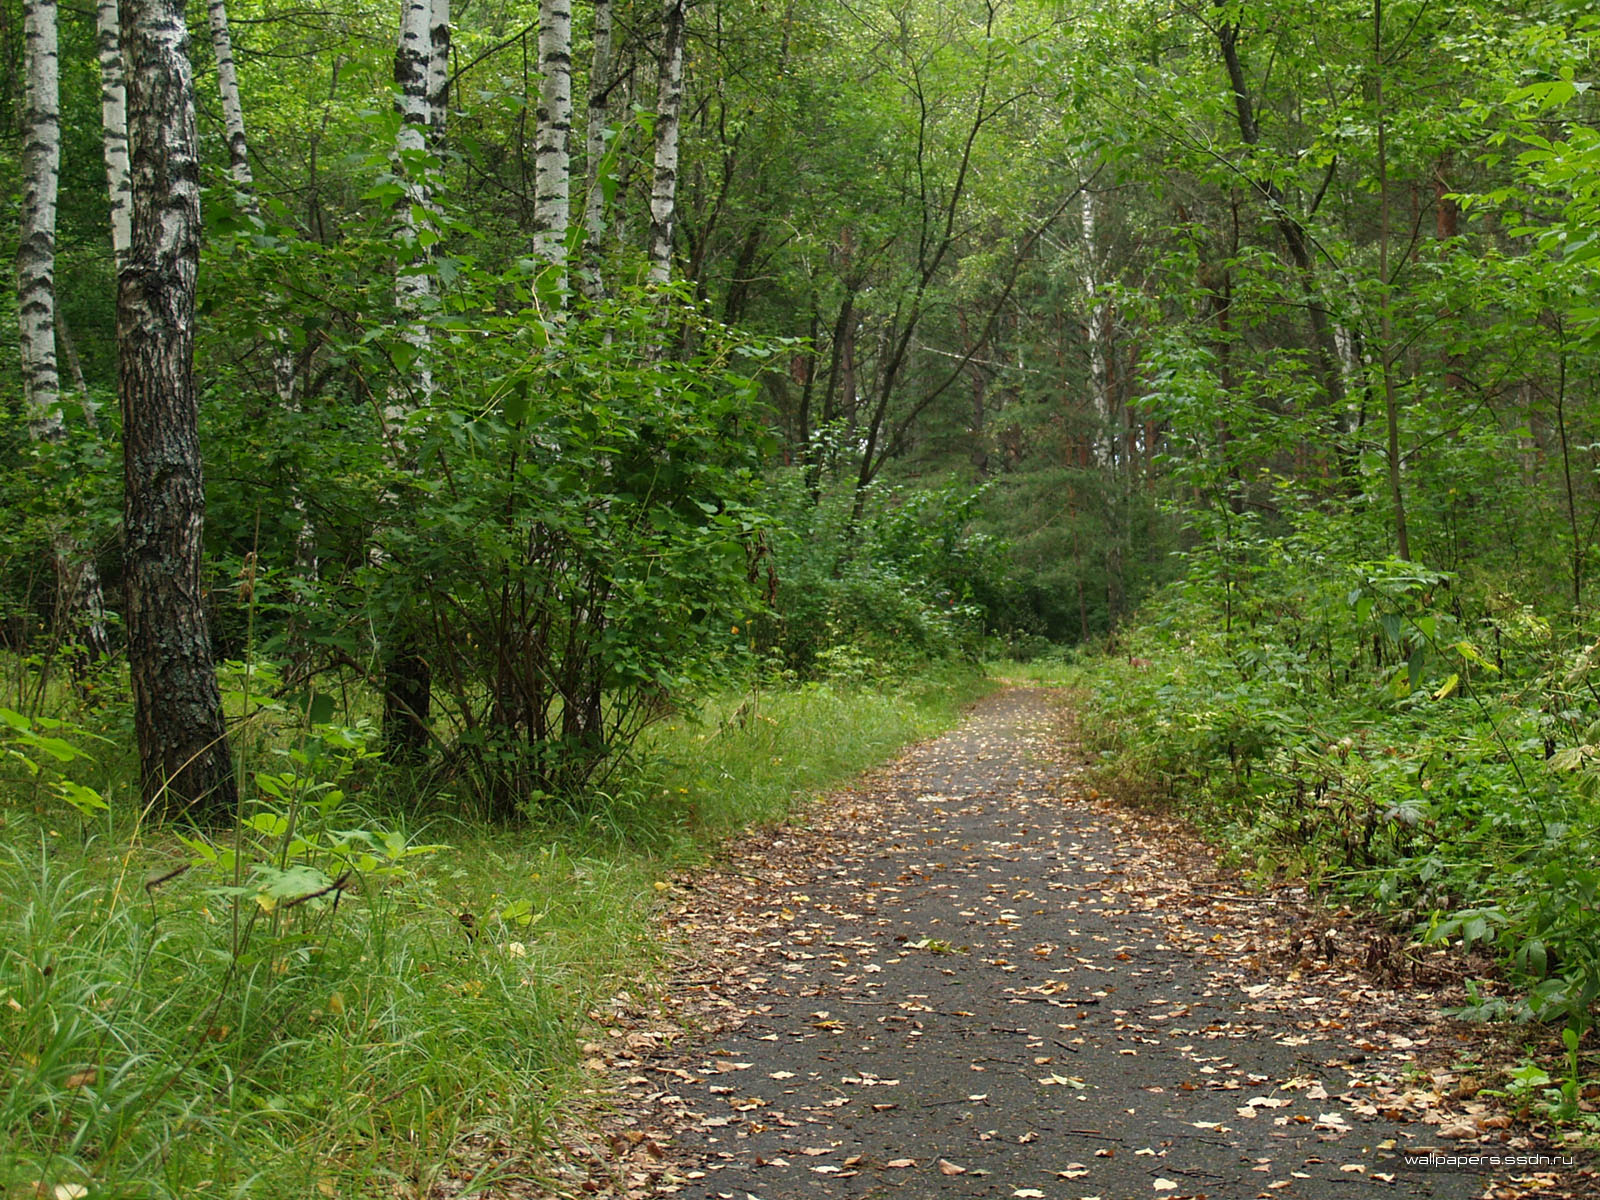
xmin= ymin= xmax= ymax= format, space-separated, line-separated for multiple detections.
xmin=19 ymin=0 xmax=111 ymax=663
xmin=119 ymin=0 xmax=237 ymax=816
xmin=648 ymin=0 xmax=686 ymax=284
xmin=391 ymin=0 xmax=436 ymax=417
xmin=579 ymin=0 xmax=614 ymax=299
xmin=19 ymin=0 xmax=65 ymax=448
xmin=380 ymin=0 xmax=444 ymax=755
xmin=428 ymin=0 xmax=449 ymax=141
xmin=96 ymin=0 xmax=132 ymax=264
xmin=533 ymin=0 xmax=573 ymax=283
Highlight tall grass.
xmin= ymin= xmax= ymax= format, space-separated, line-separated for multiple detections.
xmin=0 ymin=662 xmax=991 ymax=1197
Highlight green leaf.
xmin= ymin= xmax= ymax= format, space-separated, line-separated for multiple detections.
xmin=55 ymin=780 xmax=109 ymax=815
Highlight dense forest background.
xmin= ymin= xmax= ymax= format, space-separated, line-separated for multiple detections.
xmin=8 ymin=0 xmax=1600 ymax=672
xmin=6 ymin=0 xmax=1600 ymax=1192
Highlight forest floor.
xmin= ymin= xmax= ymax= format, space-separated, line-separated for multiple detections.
xmin=543 ymin=687 xmax=1597 ymax=1200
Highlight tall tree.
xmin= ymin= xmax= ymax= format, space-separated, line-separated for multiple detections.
xmin=380 ymin=0 xmax=443 ymax=756
xmin=390 ymin=0 xmax=436 ymax=415
xmin=19 ymin=0 xmax=65 ymax=447
xmin=579 ymin=0 xmax=614 ymax=299
xmin=533 ymin=0 xmax=573 ymax=282
xmin=20 ymin=0 xmax=111 ymax=663
xmin=96 ymin=0 xmax=132 ymax=264
xmin=648 ymin=0 xmax=686 ymax=284
xmin=119 ymin=0 xmax=236 ymax=816
xmin=427 ymin=0 xmax=448 ymax=141
xmin=1210 ymin=8 xmax=1346 ymax=417
xmin=1372 ymin=0 xmax=1409 ymax=559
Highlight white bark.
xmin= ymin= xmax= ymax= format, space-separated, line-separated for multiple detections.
xmin=533 ymin=0 xmax=573 ymax=281
xmin=20 ymin=0 xmax=62 ymax=443
xmin=427 ymin=0 xmax=449 ymax=142
xmin=391 ymin=0 xmax=436 ymax=421
xmin=579 ymin=0 xmax=613 ymax=299
xmin=96 ymin=0 xmax=132 ymax=267
xmin=28 ymin=0 xmax=111 ymax=660
xmin=647 ymin=0 xmax=685 ymax=285
xmin=207 ymin=0 xmax=253 ymax=194
xmin=1081 ymin=186 xmax=1108 ymax=465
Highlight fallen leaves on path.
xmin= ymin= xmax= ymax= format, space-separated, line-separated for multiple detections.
xmin=544 ymin=689 xmax=1594 ymax=1200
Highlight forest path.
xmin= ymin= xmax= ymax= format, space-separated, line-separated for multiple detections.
xmin=564 ymin=687 xmax=1572 ymax=1200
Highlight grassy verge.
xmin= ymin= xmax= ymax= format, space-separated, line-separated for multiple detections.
xmin=0 ymin=663 xmax=992 ymax=1199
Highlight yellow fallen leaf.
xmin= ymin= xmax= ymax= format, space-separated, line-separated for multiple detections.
xmin=938 ymin=1159 xmax=966 ymax=1176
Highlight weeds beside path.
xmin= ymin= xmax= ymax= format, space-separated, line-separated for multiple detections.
xmin=565 ymin=687 xmax=1595 ymax=1200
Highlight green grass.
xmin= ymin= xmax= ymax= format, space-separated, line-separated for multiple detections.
xmin=0 ymin=662 xmax=992 ymax=1198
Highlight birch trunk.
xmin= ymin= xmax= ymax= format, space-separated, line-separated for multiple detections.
xmin=119 ymin=0 xmax=237 ymax=816
xmin=579 ymin=0 xmax=613 ymax=300
xmin=207 ymin=0 xmax=251 ymax=192
xmin=647 ymin=0 xmax=685 ymax=285
xmin=391 ymin=0 xmax=436 ymax=419
xmin=19 ymin=0 xmax=63 ymax=446
xmin=1081 ymin=186 xmax=1108 ymax=466
xmin=427 ymin=0 xmax=448 ymax=142
xmin=96 ymin=0 xmax=132 ymax=265
xmin=533 ymin=0 xmax=573 ymax=282
xmin=382 ymin=0 xmax=439 ymax=756
xmin=21 ymin=0 xmax=111 ymax=664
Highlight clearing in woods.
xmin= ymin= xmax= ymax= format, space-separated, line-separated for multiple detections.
xmin=562 ymin=687 xmax=1592 ymax=1199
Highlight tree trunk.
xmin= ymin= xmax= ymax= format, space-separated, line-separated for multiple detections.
xmin=1374 ymin=0 xmax=1409 ymax=560
xmin=1081 ymin=185 xmax=1107 ymax=464
xmin=207 ymin=0 xmax=251 ymax=192
xmin=391 ymin=0 xmax=436 ymax=417
xmin=380 ymin=0 xmax=440 ymax=758
xmin=647 ymin=0 xmax=685 ymax=285
xmin=579 ymin=0 xmax=613 ymax=300
xmin=427 ymin=0 xmax=449 ymax=143
xmin=1215 ymin=18 xmax=1346 ymax=418
xmin=19 ymin=0 xmax=64 ymax=447
xmin=120 ymin=0 xmax=236 ymax=817
xmin=21 ymin=0 xmax=111 ymax=666
xmin=533 ymin=0 xmax=572 ymax=282
xmin=97 ymin=0 xmax=132 ymax=265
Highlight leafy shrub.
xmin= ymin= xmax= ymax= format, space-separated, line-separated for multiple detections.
xmin=758 ymin=474 xmax=999 ymax=674
xmin=1077 ymin=508 xmax=1600 ymax=1037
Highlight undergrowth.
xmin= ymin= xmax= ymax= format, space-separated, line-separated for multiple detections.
xmin=1019 ymin=524 xmax=1600 ymax=1120
xmin=0 ymin=661 xmax=990 ymax=1198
